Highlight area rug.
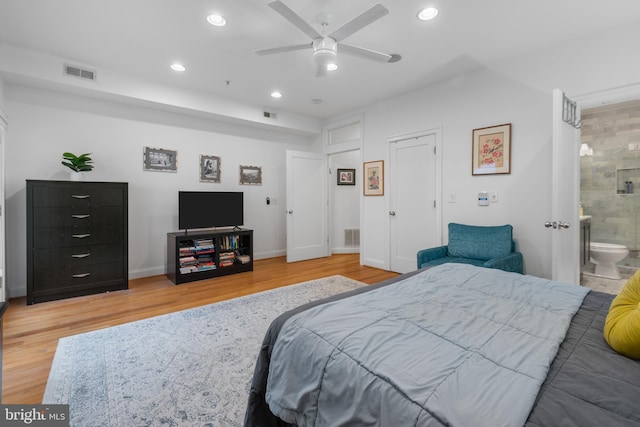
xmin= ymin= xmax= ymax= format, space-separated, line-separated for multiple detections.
xmin=43 ymin=275 xmax=365 ymax=426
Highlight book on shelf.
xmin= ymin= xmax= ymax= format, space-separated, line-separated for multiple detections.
xmin=237 ymin=255 xmax=251 ymax=264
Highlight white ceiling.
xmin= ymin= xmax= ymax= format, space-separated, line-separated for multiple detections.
xmin=1 ymin=0 xmax=640 ymax=120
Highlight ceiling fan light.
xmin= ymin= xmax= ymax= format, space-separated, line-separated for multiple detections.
xmin=327 ymin=63 xmax=338 ymax=71
xmin=417 ymin=7 xmax=438 ymax=21
xmin=313 ymin=37 xmax=337 ymax=67
xmin=207 ymin=14 xmax=227 ymax=26
xmin=271 ymin=91 xmax=283 ymax=99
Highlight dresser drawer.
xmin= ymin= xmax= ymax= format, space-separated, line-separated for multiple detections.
xmin=33 ymin=244 xmax=124 ymax=270
xmin=33 ymin=223 xmax=124 ymax=248
xmin=32 ymin=261 xmax=125 ymax=291
xmin=33 ymin=206 xmax=124 ymax=227
xmin=31 ymin=184 xmax=126 ymax=208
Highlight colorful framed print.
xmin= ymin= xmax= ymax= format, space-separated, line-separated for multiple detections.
xmin=337 ymin=168 xmax=356 ymax=186
xmin=363 ymin=160 xmax=384 ymax=196
xmin=472 ymin=123 xmax=511 ymax=175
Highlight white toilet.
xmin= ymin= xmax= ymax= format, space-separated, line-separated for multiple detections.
xmin=589 ymin=242 xmax=629 ymax=279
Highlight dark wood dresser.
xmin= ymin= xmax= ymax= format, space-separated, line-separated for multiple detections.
xmin=26 ymin=180 xmax=128 ymax=304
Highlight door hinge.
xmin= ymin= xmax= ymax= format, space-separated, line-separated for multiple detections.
xmin=433 ymin=200 xmax=436 ymax=208
xmin=434 ymin=146 xmax=436 ymax=155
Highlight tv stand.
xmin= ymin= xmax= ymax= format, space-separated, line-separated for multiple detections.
xmin=166 ymin=228 xmax=253 ymax=285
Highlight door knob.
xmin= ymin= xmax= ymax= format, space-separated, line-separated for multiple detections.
xmin=544 ymin=221 xmax=556 ymax=228
xmin=558 ymin=222 xmax=570 ymax=229
xmin=389 ymin=211 xmax=396 ymax=216
xmin=288 ymin=210 xmax=294 ymax=214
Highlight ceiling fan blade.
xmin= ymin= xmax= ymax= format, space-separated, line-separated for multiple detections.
xmin=328 ymin=4 xmax=389 ymax=42
xmin=254 ymin=43 xmax=312 ymax=56
xmin=315 ymin=62 xmax=327 ymax=78
xmin=339 ymin=43 xmax=392 ymax=63
xmin=268 ymin=1 xmax=322 ymax=40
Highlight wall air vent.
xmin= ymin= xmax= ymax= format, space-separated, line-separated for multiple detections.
xmin=63 ymin=64 xmax=97 ymax=81
xmin=344 ymin=229 xmax=360 ymax=247
xmin=263 ymin=111 xmax=277 ymax=119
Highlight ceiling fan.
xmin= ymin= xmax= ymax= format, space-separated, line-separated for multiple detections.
xmin=254 ymin=1 xmax=393 ymax=77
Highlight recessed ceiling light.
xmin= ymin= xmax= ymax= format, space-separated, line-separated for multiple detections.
xmin=327 ymin=63 xmax=338 ymax=71
xmin=170 ymin=63 xmax=186 ymax=72
xmin=207 ymin=14 xmax=227 ymax=27
xmin=271 ymin=91 xmax=282 ymax=99
xmin=417 ymin=7 xmax=438 ymax=21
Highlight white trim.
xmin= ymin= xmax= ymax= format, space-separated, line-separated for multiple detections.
xmin=576 ymin=82 xmax=640 ymax=109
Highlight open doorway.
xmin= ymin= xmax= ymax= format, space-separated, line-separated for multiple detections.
xmin=329 ymin=150 xmax=360 ymax=254
xmin=579 ymin=99 xmax=640 ymax=293
xmin=325 ymin=119 xmax=362 ymax=256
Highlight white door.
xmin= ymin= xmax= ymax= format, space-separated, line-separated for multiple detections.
xmin=286 ymin=150 xmax=329 ymax=262
xmin=550 ymin=89 xmax=581 ymax=284
xmin=389 ymin=133 xmax=439 ymax=273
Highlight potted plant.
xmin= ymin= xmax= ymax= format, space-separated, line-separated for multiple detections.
xmin=62 ymin=152 xmax=94 ymax=180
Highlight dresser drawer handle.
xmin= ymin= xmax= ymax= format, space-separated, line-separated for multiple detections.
xmin=72 ymin=234 xmax=91 ymax=239
xmin=72 ymin=253 xmax=91 ymax=258
xmin=72 ymin=273 xmax=91 ymax=278
xmin=71 ymin=195 xmax=91 ymax=199
xmin=72 ymin=214 xmax=90 ymax=219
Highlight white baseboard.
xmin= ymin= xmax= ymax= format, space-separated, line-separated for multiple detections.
xmin=331 ymin=247 xmax=360 ymax=254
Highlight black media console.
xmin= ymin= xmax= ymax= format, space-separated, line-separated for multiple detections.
xmin=166 ymin=228 xmax=253 ymax=285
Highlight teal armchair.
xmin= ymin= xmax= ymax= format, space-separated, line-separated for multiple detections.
xmin=417 ymin=223 xmax=523 ymax=274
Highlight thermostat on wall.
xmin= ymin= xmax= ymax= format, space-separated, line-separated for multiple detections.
xmin=478 ymin=191 xmax=489 ymax=206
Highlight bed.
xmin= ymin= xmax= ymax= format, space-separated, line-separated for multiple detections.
xmin=244 ymin=264 xmax=640 ymax=427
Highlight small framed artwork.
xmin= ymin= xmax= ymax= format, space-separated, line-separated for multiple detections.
xmin=240 ymin=165 xmax=262 ymax=185
xmin=143 ymin=147 xmax=177 ymax=172
xmin=200 ymin=155 xmax=221 ymax=183
xmin=337 ymin=168 xmax=356 ymax=186
xmin=472 ymin=123 xmax=511 ymax=175
xmin=363 ymin=160 xmax=384 ymax=196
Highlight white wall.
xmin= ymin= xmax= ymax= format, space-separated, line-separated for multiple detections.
xmin=4 ymin=85 xmax=315 ymax=297
xmin=358 ymin=69 xmax=551 ymax=276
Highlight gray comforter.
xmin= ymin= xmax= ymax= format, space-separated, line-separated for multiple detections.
xmin=265 ymin=264 xmax=588 ymax=427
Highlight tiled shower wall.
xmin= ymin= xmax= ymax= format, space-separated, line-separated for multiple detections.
xmin=581 ymin=99 xmax=640 ymax=260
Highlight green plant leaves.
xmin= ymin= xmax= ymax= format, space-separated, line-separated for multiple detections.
xmin=61 ymin=152 xmax=94 ymax=172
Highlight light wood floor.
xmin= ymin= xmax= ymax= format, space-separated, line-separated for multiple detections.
xmin=2 ymin=254 xmax=398 ymax=404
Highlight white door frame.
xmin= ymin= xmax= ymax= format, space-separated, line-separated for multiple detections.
xmin=323 ymin=115 xmax=364 ymax=261
xmin=386 ymin=128 xmax=443 ymax=271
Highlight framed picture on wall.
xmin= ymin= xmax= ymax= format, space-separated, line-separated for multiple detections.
xmin=472 ymin=123 xmax=511 ymax=175
xmin=200 ymin=155 xmax=221 ymax=182
xmin=240 ymin=165 xmax=262 ymax=185
xmin=143 ymin=147 xmax=177 ymax=172
xmin=337 ymin=168 xmax=356 ymax=185
xmin=363 ymin=160 xmax=384 ymax=196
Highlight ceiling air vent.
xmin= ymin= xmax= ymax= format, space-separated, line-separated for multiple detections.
xmin=63 ymin=64 xmax=97 ymax=81
xmin=263 ymin=111 xmax=277 ymax=119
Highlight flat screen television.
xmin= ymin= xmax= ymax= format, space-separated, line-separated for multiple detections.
xmin=178 ymin=191 xmax=243 ymax=230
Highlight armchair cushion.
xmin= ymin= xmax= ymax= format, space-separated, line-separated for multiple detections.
xmin=417 ymin=223 xmax=523 ymax=274
xmin=447 ymin=223 xmax=513 ymax=261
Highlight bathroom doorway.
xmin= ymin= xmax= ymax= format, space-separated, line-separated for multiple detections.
xmin=579 ymin=99 xmax=640 ymax=289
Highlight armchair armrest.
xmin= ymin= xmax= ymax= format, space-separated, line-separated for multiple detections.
xmin=417 ymin=245 xmax=448 ymax=269
xmin=483 ymin=252 xmax=524 ymax=274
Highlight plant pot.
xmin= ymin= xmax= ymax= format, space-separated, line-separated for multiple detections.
xmin=70 ymin=172 xmax=85 ymax=182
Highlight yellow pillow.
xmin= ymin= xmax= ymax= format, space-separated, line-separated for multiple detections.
xmin=604 ymin=270 xmax=640 ymax=359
